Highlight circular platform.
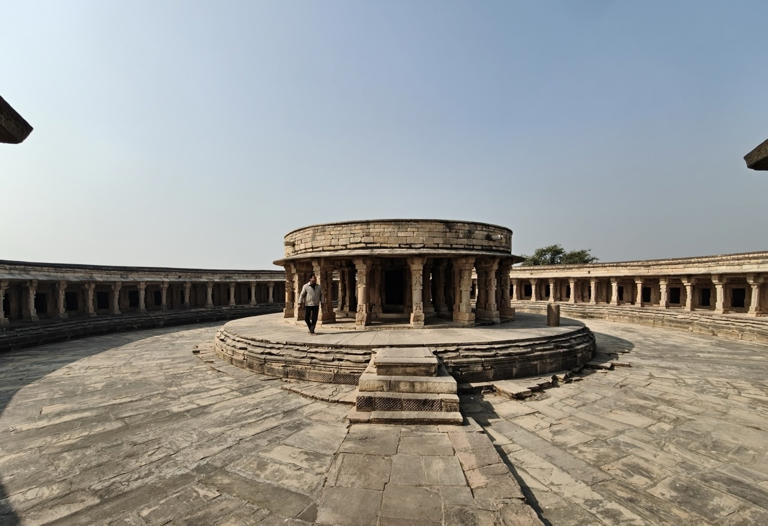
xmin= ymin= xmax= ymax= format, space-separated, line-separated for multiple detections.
xmin=214 ymin=312 xmax=596 ymax=384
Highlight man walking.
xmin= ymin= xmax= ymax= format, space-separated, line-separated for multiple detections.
xmin=298 ymin=273 xmax=323 ymax=334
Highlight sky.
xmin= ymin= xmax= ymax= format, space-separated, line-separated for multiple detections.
xmin=2 ymin=1 xmax=767 ymax=270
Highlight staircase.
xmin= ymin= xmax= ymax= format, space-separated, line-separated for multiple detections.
xmin=348 ymin=346 xmax=463 ymax=424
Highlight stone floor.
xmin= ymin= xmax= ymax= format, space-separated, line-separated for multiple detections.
xmin=1 ymin=318 xmax=767 ymax=524
xmin=222 ymin=311 xmax=583 ymax=346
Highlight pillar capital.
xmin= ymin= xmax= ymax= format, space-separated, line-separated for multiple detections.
xmin=747 ymin=273 xmax=764 ymax=285
xmin=711 ymin=274 xmax=726 ymax=286
xmin=112 ymin=281 xmax=122 ymax=291
xmin=634 ymin=278 xmax=644 ymax=285
xmin=407 ymin=255 xmax=426 ymax=269
xmin=138 ymin=281 xmax=147 ymax=291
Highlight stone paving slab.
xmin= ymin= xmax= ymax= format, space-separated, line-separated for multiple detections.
xmin=2 ymin=318 xmax=768 ymax=524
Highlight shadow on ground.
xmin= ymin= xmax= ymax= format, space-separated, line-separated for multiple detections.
xmin=0 ymin=322 xmax=224 ymax=525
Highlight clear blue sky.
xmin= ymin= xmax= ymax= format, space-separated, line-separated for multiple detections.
xmin=2 ymin=1 xmax=767 ymax=269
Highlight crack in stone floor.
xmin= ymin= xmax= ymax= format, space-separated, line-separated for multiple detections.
xmin=0 ymin=318 xmax=767 ymax=525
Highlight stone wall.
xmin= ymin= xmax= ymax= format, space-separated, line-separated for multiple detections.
xmin=283 ymin=220 xmax=512 ymax=258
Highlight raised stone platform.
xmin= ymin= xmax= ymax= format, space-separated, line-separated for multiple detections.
xmin=214 ymin=312 xmax=596 ymax=385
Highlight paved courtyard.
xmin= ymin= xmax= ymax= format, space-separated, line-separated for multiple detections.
xmin=0 ymin=317 xmax=767 ymax=525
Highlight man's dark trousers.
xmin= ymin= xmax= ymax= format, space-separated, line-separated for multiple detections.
xmin=305 ymin=305 xmax=319 ymax=333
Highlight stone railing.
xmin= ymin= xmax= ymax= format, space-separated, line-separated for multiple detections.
xmin=0 ymin=260 xmax=286 ymax=351
xmin=507 ymin=251 xmax=768 ymax=343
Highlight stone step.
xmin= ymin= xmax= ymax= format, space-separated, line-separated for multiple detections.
xmin=355 ymin=391 xmax=460 ymax=412
xmin=357 ymin=365 xmax=458 ymax=394
xmin=373 ymin=347 xmax=438 ymax=377
xmin=347 ymin=407 xmax=463 ymax=425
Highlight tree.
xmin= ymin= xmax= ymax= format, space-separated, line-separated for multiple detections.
xmin=521 ymin=244 xmax=598 ymax=266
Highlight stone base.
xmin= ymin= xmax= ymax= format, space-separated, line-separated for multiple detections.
xmin=347 ymin=408 xmax=463 ymax=425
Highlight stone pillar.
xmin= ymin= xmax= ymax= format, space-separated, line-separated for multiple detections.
xmin=203 ymin=282 xmax=213 ymax=308
xmin=293 ymin=268 xmax=305 ymax=321
xmin=511 ymin=278 xmax=520 ymax=301
xmin=0 ymin=281 xmax=8 ymax=327
xmin=499 ymin=260 xmax=513 ymax=319
xmin=248 ymin=282 xmax=257 ymax=306
xmin=635 ymin=278 xmax=644 ymax=307
xmin=433 ymin=261 xmax=449 ymax=316
xmin=589 ymin=278 xmax=597 ymax=305
xmin=682 ymin=277 xmax=694 ymax=311
xmin=659 ymin=278 xmax=669 ymax=309
xmin=530 ymin=279 xmax=538 ymax=302
xmin=24 ymin=280 xmax=39 ymax=321
xmin=476 ymin=258 xmax=500 ymax=323
xmin=610 ymin=278 xmax=619 ymax=306
xmin=712 ymin=274 xmax=726 ymax=314
xmin=354 ymin=258 xmax=370 ymax=328
xmin=184 ymin=281 xmax=191 ymax=308
xmin=268 ymin=282 xmax=275 ymax=304
xmin=547 ymin=303 xmax=560 ymax=327
xmin=84 ymin=282 xmax=95 ymax=317
xmin=423 ymin=262 xmax=435 ymax=316
xmin=56 ymin=280 xmax=68 ymax=319
xmin=548 ymin=278 xmax=556 ymax=303
xmin=345 ymin=269 xmax=354 ymax=314
xmin=160 ymin=282 xmax=168 ymax=311
xmin=452 ymin=257 xmax=475 ymax=326
xmin=568 ymin=278 xmax=576 ymax=304
xmin=284 ymin=264 xmax=295 ymax=318
xmin=408 ymin=256 xmax=426 ymax=327
xmin=111 ymin=281 xmax=122 ymax=315
xmin=747 ymin=274 xmax=763 ymax=316
xmin=139 ymin=282 xmax=148 ymax=312
xmin=228 ymin=282 xmax=236 ymax=307
xmin=313 ymin=260 xmax=336 ymax=324
xmin=336 ymin=274 xmax=344 ymax=314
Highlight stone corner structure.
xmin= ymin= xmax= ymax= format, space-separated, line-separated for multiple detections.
xmin=0 ymin=95 xmax=33 ymax=144
xmin=745 ymin=138 xmax=768 ymax=171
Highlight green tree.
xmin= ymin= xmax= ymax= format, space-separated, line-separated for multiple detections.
xmin=521 ymin=244 xmax=598 ymax=266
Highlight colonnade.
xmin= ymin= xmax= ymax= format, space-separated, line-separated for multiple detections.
xmin=283 ymin=256 xmax=516 ymax=329
xmin=508 ymin=273 xmax=766 ymax=316
xmin=0 ymin=278 xmax=282 ymax=327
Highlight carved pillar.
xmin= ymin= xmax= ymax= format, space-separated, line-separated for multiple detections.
xmin=530 ymin=278 xmax=538 ymax=302
xmin=0 ymin=281 xmax=8 ymax=326
xmin=84 ymin=282 xmax=95 ymax=317
xmin=747 ymin=274 xmax=763 ymax=316
xmin=336 ymin=270 xmax=345 ymax=314
xmin=228 ymin=282 xmax=236 ymax=306
xmin=203 ymin=282 xmax=213 ymax=308
xmin=511 ymin=278 xmax=520 ymax=301
xmin=408 ymin=256 xmax=426 ymax=327
xmin=476 ymin=258 xmax=500 ymax=323
xmin=712 ymin=274 xmax=726 ymax=314
xmin=345 ymin=268 xmax=354 ymax=314
xmin=111 ymin=281 xmax=122 ymax=315
xmin=609 ymin=278 xmax=619 ymax=306
xmin=183 ymin=281 xmax=191 ymax=308
xmin=452 ymin=257 xmax=475 ymax=326
xmin=635 ymin=278 xmax=644 ymax=307
xmin=284 ymin=264 xmax=295 ymax=317
xmin=248 ymin=282 xmax=256 ymax=306
xmin=267 ymin=282 xmax=274 ymax=304
xmin=499 ymin=260 xmax=513 ymax=318
xmin=313 ymin=260 xmax=336 ymax=324
xmin=682 ymin=277 xmax=694 ymax=311
xmin=548 ymin=278 xmax=556 ymax=303
xmin=56 ymin=280 xmax=68 ymax=319
xmin=159 ymin=281 xmax=168 ymax=311
xmin=659 ymin=278 xmax=669 ymax=309
xmin=434 ymin=261 xmax=449 ymax=316
xmin=293 ymin=267 xmax=306 ymax=321
xmin=24 ymin=280 xmax=38 ymax=321
xmin=567 ymin=278 xmax=576 ymax=304
xmin=354 ymin=258 xmax=370 ymax=328
xmin=138 ymin=282 xmax=147 ymax=312
xmin=589 ymin=278 xmax=597 ymax=305
xmin=423 ymin=262 xmax=435 ymax=316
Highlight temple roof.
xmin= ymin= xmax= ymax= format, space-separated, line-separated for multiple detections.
xmin=744 ymin=138 xmax=768 ymax=170
xmin=0 ymin=96 xmax=33 ymax=144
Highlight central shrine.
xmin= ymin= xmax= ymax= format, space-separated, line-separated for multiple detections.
xmin=274 ymin=219 xmax=520 ymax=328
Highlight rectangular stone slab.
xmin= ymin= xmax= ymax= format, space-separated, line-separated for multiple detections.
xmin=374 ymin=347 xmax=439 ymax=377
